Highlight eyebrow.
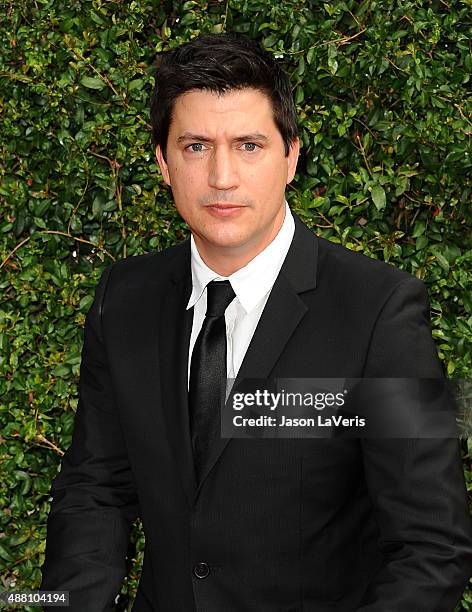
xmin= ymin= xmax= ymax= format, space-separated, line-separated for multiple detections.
xmin=176 ymin=131 xmax=269 ymax=144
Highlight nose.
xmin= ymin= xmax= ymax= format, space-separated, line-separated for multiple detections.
xmin=208 ymin=145 xmax=239 ymax=191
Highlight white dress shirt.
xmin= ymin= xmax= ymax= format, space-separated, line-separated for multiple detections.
xmin=186 ymin=201 xmax=295 ymax=386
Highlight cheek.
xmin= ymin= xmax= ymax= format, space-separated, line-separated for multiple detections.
xmin=171 ymin=163 xmax=203 ymax=190
xmin=246 ymin=162 xmax=285 ymax=198
xmin=169 ymin=168 xmax=191 ymax=197
xmin=256 ymin=155 xmax=286 ymax=181
xmin=170 ymin=168 xmax=205 ymax=219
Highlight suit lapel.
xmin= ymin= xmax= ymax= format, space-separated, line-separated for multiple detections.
xmin=195 ymin=214 xmax=319 ymax=496
xmin=158 ymin=242 xmax=197 ymax=506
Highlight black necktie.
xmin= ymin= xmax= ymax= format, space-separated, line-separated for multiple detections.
xmin=189 ymin=280 xmax=236 ymax=482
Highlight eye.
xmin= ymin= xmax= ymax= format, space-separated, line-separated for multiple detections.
xmin=186 ymin=143 xmax=206 ymax=153
xmin=242 ymin=142 xmax=258 ymax=152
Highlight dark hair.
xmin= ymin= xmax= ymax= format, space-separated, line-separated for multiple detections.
xmin=150 ymin=33 xmax=298 ymax=160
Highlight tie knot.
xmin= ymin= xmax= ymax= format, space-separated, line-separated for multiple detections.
xmin=206 ymin=280 xmax=235 ymax=317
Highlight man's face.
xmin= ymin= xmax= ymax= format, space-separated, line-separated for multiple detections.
xmin=155 ymin=88 xmax=299 ymax=262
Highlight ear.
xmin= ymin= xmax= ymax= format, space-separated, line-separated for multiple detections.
xmin=286 ymin=137 xmax=300 ymax=185
xmin=155 ymin=145 xmax=171 ymax=186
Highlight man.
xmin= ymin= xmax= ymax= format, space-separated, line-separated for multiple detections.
xmin=41 ymin=33 xmax=472 ymax=611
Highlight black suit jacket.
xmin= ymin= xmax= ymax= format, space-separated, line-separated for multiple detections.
xmin=40 ymin=213 xmax=472 ymax=611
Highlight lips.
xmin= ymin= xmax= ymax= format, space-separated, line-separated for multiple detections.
xmin=204 ymin=203 xmax=246 ymax=217
xmin=205 ymin=203 xmax=244 ymax=209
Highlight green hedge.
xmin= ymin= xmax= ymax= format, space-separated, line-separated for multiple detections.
xmin=1 ymin=1 xmax=471 ymax=609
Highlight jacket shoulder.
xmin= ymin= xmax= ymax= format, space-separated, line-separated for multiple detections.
xmin=105 ymin=239 xmax=190 ymax=285
xmin=90 ymin=240 xmax=190 ymax=319
xmin=316 ymin=235 xmax=418 ymax=292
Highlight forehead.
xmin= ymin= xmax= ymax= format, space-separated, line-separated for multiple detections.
xmin=169 ymin=88 xmax=277 ymax=135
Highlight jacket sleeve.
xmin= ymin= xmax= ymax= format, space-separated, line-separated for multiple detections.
xmin=357 ymin=277 xmax=472 ymax=611
xmin=40 ymin=264 xmax=140 ymax=612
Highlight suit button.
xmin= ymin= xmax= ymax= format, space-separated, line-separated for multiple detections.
xmin=193 ymin=562 xmax=210 ymax=579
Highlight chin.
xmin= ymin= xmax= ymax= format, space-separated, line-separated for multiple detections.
xmin=206 ymin=235 xmax=250 ymax=250
xmin=201 ymin=227 xmax=252 ymax=250
xmin=192 ymin=218 xmax=243 ymax=243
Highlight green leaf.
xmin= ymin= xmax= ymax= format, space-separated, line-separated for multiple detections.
xmin=430 ymin=247 xmax=450 ymax=273
xmin=0 ymin=543 xmax=12 ymax=562
xmin=79 ymin=294 xmax=94 ymax=313
xmin=297 ymin=56 xmax=305 ymax=76
xmin=371 ymin=185 xmax=386 ymax=211
xmin=327 ymin=57 xmax=338 ymax=75
xmin=412 ymin=220 xmax=426 ymax=238
xmin=51 ymin=364 xmax=69 ymax=377
xmin=179 ymin=12 xmax=197 ymax=27
xmin=415 ymin=235 xmax=428 ymax=251
xmin=90 ymin=11 xmax=105 ymax=25
xmin=394 ymin=176 xmax=409 ymax=196
xmin=80 ymin=76 xmax=106 ymax=90
xmin=128 ymin=79 xmax=144 ymax=91
xmin=295 ymin=86 xmax=304 ymax=104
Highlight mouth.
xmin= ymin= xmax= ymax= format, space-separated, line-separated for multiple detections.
xmin=204 ymin=203 xmax=247 ymax=217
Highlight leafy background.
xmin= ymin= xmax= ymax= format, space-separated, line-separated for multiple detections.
xmin=0 ymin=0 xmax=471 ymax=609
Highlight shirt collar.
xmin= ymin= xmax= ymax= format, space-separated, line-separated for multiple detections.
xmin=186 ymin=201 xmax=295 ymax=314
